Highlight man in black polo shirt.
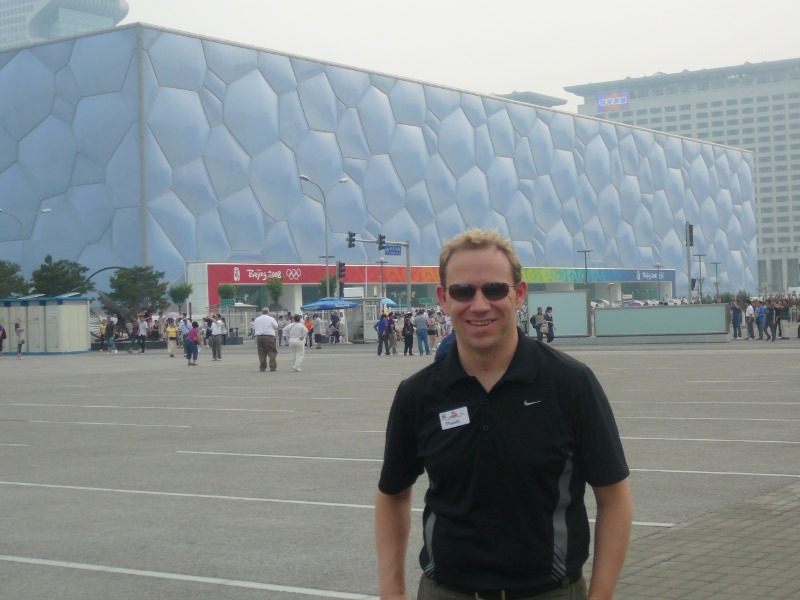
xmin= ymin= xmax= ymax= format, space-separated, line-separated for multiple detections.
xmin=375 ymin=229 xmax=632 ymax=600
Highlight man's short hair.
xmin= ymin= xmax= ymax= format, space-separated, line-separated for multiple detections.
xmin=262 ymin=307 xmax=270 ymax=314
xmin=439 ymin=228 xmax=522 ymax=286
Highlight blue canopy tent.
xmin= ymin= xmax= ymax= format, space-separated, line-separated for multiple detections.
xmin=300 ymin=296 xmax=359 ymax=311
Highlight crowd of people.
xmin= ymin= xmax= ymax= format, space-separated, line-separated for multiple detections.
xmin=374 ymin=309 xmax=451 ymax=356
xmin=731 ymin=298 xmax=797 ymax=340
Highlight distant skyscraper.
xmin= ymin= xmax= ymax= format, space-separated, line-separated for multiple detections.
xmin=0 ymin=0 xmax=128 ymax=50
xmin=566 ymin=59 xmax=800 ymax=294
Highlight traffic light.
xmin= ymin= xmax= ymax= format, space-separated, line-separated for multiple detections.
xmin=347 ymin=231 xmax=356 ymax=248
xmin=377 ymin=234 xmax=386 ymax=250
xmin=337 ymin=261 xmax=346 ymax=279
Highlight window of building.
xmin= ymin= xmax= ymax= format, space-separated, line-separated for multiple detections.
xmin=712 ymin=130 xmax=724 ymax=137
xmin=773 ymin=104 xmax=786 ymax=112
xmin=665 ymin=106 xmax=676 ymax=112
xmin=762 ymin=227 xmax=775 ymax=233
xmin=649 ymin=107 xmax=662 ymax=113
xmin=762 ymin=207 xmax=774 ymax=213
xmin=636 ymin=109 xmax=647 ymax=115
xmin=760 ymin=166 xmax=773 ymax=173
xmin=742 ymin=107 xmax=754 ymax=114
xmin=778 ymin=226 xmax=791 ymax=232
xmin=758 ymin=125 xmax=771 ymax=133
xmin=762 ymin=217 xmax=774 ymax=224
xmin=729 ymin=139 xmax=740 ymax=145
xmin=773 ymin=94 xmax=785 ymax=101
xmin=757 ymin=105 xmax=770 ymax=113
xmin=712 ymin=110 xmax=724 ymax=117
xmin=696 ymin=132 xmax=709 ymax=139
xmin=727 ymin=129 xmax=739 ymax=136
xmin=622 ymin=111 xmax=633 ymax=117
xmin=695 ymin=102 xmax=708 ymax=109
xmin=743 ymin=137 xmax=755 ymax=144
xmin=651 ymin=117 xmax=662 ymax=124
xmin=726 ymin=109 xmax=739 ymax=116
xmin=774 ymin=114 xmax=786 ymax=121
xmin=711 ymin=120 xmax=723 ymax=127
xmin=757 ymin=96 xmax=769 ymax=102
xmin=665 ymin=125 xmax=678 ymax=132
xmin=679 ymin=104 xmax=691 ymax=110
xmin=697 ymin=111 xmax=708 ymax=119
xmin=696 ymin=121 xmax=708 ymax=129
xmin=726 ymin=99 xmax=739 ymax=106
xmin=636 ymin=119 xmax=648 ymax=125
xmin=742 ymin=127 xmax=755 ymax=134
xmin=680 ymin=114 xmax=692 ymax=121
xmin=775 ymin=134 xmax=787 ymax=141
xmin=759 ymin=135 xmax=772 ymax=142
xmin=789 ymin=92 xmax=800 ymax=99
xmin=742 ymin=97 xmax=754 ymax=104
xmin=711 ymin=100 xmax=723 ymax=107
xmin=681 ymin=124 xmax=693 ymax=131
xmin=665 ymin=115 xmax=677 ymax=122
xmin=775 ymin=124 xmax=787 ymax=131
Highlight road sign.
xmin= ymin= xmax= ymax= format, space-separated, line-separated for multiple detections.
xmin=384 ymin=244 xmax=402 ymax=256
xmin=418 ymin=297 xmax=433 ymax=305
xmin=220 ymin=299 xmax=235 ymax=306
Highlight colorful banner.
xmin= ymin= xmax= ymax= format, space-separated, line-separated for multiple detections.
xmin=597 ymin=91 xmax=630 ymax=112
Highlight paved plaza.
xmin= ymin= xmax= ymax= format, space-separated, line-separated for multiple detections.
xmin=1 ymin=338 xmax=799 ymax=599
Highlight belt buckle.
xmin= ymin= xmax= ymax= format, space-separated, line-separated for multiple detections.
xmin=475 ymin=592 xmax=505 ymax=600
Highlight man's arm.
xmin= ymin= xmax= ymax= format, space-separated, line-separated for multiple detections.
xmin=587 ymin=478 xmax=633 ymax=600
xmin=375 ymin=487 xmax=413 ymax=600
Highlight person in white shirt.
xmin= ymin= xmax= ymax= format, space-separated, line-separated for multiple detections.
xmin=253 ymin=307 xmax=280 ymax=372
xmin=745 ymin=300 xmax=756 ymax=340
xmin=209 ymin=315 xmax=223 ymax=361
xmin=283 ymin=314 xmax=308 ymax=371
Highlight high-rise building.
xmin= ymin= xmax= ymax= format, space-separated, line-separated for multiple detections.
xmin=566 ymin=59 xmax=800 ymax=294
xmin=0 ymin=0 xmax=128 ymax=50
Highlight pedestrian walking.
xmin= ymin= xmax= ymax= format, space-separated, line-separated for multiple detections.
xmin=283 ymin=314 xmax=307 ymax=371
xmin=185 ymin=321 xmax=200 ymax=366
xmin=209 ymin=314 xmax=223 ymax=360
xmin=253 ymin=307 xmax=279 ymax=372
xmin=164 ymin=318 xmax=179 ymax=357
xmin=14 ymin=322 xmax=24 ymax=359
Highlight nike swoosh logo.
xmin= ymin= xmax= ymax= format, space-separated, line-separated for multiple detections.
xmin=523 ymin=400 xmax=542 ymax=406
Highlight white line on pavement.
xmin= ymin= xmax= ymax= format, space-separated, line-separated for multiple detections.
xmin=631 ymin=468 xmax=800 ymax=478
xmin=178 ymin=451 xmax=381 ymax=462
xmin=0 ymin=555 xmax=378 ymax=599
xmin=622 ymin=436 xmax=800 ymax=445
xmin=0 ymin=443 xmax=29 ymax=446
xmin=0 ymin=481 xmax=671 ymax=527
xmin=4 ymin=403 xmax=300 ymax=413
xmin=27 ymin=421 xmax=191 ymax=428
xmin=618 ymin=416 xmax=800 ymax=422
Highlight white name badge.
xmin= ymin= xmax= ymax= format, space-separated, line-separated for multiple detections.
xmin=439 ymin=406 xmax=470 ymax=431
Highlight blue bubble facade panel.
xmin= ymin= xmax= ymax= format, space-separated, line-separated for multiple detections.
xmin=0 ymin=25 xmax=756 ymax=294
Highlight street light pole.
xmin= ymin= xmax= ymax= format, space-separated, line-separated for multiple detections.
xmin=654 ymin=262 xmax=662 ymax=301
xmin=299 ymin=175 xmax=349 ymax=298
xmin=377 ymin=256 xmax=387 ymax=302
xmin=0 ymin=208 xmax=53 ymax=278
xmin=711 ymin=261 xmax=721 ymax=300
xmin=694 ymin=253 xmax=706 ymax=303
xmin=578 ymin=249 xmax=592 ymax=291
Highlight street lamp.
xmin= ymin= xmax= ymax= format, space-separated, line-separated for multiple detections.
xmin=299 ymin=175 xmax=349 ymax=298
xmin=654 ymin=262 xmax=662 ymax=301
xmin=694 ymin=253 xmax=706 ymax=303
xmin=376 ymin=256 xmax=387 ymax=302
xmin=0 ymin=208 xmax=53 ymax=278
xmin=711 ymin=261 xmax=721 ymax=301
xmin=578 ymin=249 xmax=592 ymax=291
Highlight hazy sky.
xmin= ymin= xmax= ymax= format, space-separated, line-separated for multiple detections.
xmin=123 ymin=1 xmax=800 ymax=110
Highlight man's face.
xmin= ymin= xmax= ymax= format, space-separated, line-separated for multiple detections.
xmin=436 ymin=246 xmax=526 ymax=355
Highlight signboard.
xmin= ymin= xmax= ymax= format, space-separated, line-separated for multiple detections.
xmin=418 ymin=297 xmax=433 ymax=305
xmin=597 ymin=91 xmax=629 ymax=112
xmin=219 ymin=299 xmax=235 ymax=306
xmin=384 ymin=244 xmax=402 ymax=256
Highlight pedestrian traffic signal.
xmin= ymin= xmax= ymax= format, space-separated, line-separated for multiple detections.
xmin=377 ymin=234 xmax=386 ymax=250
xmin=337 ymin=261 xmax=346 ymax=279
xmin=347 ymin=231 xmax=356 ymax=248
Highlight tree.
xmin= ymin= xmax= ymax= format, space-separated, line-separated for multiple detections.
xmin=168 ymin=283 xmax=193 ymax=314
xmin=218 ymin=283 xmax=236 ymax=300
xmin=109 ymin=265 xmax=168 ymax=313
xmin=317 ymin=275 xmax=336 ymax=298
xmin=30 ymin=255 xmax=94 ymax=297
xmin=0 ymin=260 xmax=27 ymax=298
xmin=266 ymin=277 xmax=283 ymax=309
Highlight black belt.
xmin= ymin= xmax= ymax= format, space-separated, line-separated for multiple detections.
xmin=433 ymin=571 xmax=581 ymax=600
xmin=257 ymin=334 xmax=274 ymax=337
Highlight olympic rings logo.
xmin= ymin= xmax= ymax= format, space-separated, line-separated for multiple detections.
xmin=286 ymin=268 xmax=302 ymax=280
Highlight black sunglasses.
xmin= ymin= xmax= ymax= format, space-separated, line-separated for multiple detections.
xmin=447 ymin=282 xmax=516 ymax=302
